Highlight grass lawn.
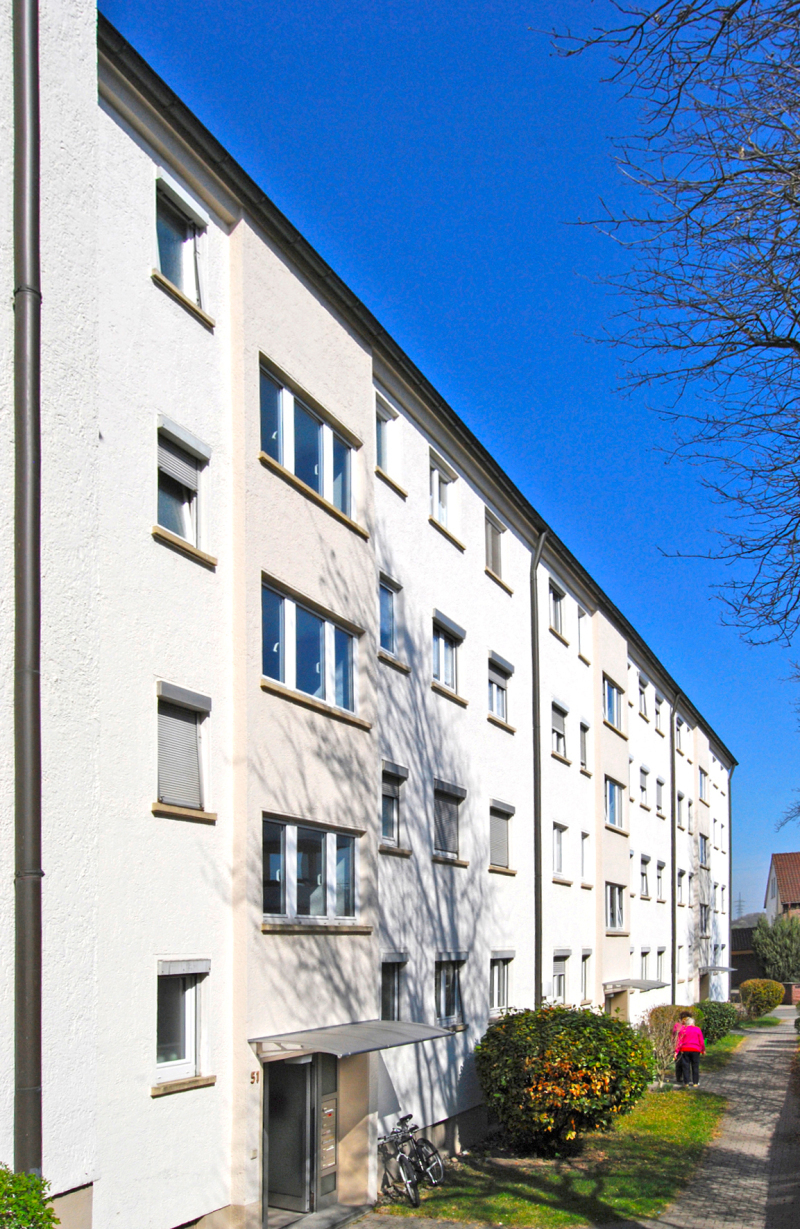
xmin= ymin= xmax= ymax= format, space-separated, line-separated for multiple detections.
xmin=378 ymin=1089 xmax=725 ymax=1228
xmin=740 ymin=1016 xmax=781 ymax=1028
xmin=702 ymin=1032 xmax=745 ymax=1073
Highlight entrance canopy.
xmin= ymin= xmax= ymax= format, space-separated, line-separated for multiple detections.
xmin=603 ymin=978 xmax=669 ymax=993
xmin=250 ymin=1019 xmax=451 ymax=1059
xmin=699 ymin=965 xmax=737 ymax=974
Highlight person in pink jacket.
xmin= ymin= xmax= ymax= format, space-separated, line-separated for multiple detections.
xmin=675 ymin=1015 xmax=706 ymax=1086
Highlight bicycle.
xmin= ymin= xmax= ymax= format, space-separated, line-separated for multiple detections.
xmin=378 ymin=1112 xmax=445 ymax=1207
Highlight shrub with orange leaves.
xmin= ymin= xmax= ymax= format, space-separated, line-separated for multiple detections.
xmin=474 ymin=1006 xmax=653 ymax=1150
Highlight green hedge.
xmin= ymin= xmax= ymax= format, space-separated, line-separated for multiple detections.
xmin=474 ymin=1006 xmax=652 ymax=1150
xmin=0 ymin=1164 xmax=58 ymax=1228
xmin=739 ymin=979 xmax=784 ymax=1019
xmin=692 ymin=1000 xmax=739 ymax=1045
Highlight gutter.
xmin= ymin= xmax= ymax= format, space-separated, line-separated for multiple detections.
xmin=530 ymin=531 xmax=547 ymax=1006
xmin=13 ymin=0 xmax=43 ymax=1176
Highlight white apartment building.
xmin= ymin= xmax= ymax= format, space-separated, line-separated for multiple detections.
xmin=0 ymin=7 xmax=734 ymax=1229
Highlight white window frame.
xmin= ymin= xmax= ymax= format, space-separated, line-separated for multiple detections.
xmin=699 ymin=768 xmax=708 ymax=800
xmin=580 ymin=952 xmax=591 ymax=1001
xmin=379 ymin=573 xmax=402 ymax=659
xmin=581 ymin=832 xmax=590 ymax=881
xmin=375 ymin=389 xmax=399 ymax=476
xmin=606 ymin=883 xmax=625 ymax=930
xmin=638 ymin=676 xmax=648 ymax=717
xmin=640 ymin=856 xmax=650 ymax=898
xmin=552 ymin=956 xmax=567 ymax=1003
xmin=553 ymin=823 xmax=566 ymax=875
xmin=485 ymin=510 xmax=504 ymax=578
xmin=605 ymin=777 xmax=624 ymax=828
xmin=155 ymin=168 xmax=210 ymax=308
xmin=657 ymin=861 xmax=665 ymax=898
xmin=430 ymin=451 xmax=456 ymax=529
xmin=551 ymin=705 xmax=567 ymax=758
xmin=677 ymin=869 xmax=685 ymax=904
xmin=656 ymin=778 xmax=664 ymax=814
xmin=155 ymin=966 xmax=206 ymax=1084
xmin=489 ymin=957 xmax=511 ymax=1015
xmin=435 ymin=958 xmax=464 ymax=1027
xmin=261 ymin=583 xmax=358 ymax=714
xmin=433 ymin=613 xmax=464 ymax=693
xmin=655 ymin=695 xmax=663 ymax=731
xmin=700 ymin=833 xmax=710 ymax=867
xmin=156 ymin=417 xmax=211 ymax=552
xmin=549 ymin=584 xmax=564 ymax=636
xmin=381 ymin=760 xmax=407 ymax=848
xmin=579 ymin=723 xmax=589 ymax=770
xmin=640 ymin=767 xmax=649 ymax=807
xmin=261 ymin=818 xmax=361 ymax=922
xmin=657 ymin=948 xmax=665 ymax=981
xmin=641 ymin=949 xmax=650 ymax=980
xmin=603 ymin=677 xmax=623 ymax=729
xmin=577 ymin=607 xmax=588 ymax=659
xmin=677 ymin=792 xmax=685 ymax=828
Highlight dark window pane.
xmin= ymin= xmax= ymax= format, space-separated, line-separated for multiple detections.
xmin=157 ymin=976 xmax=186 ymax=1063
xmin=296 ymin=607 xmax=324 ymax=698
xmin=379 ymin=586 xmax=394 ymax=653
xmin=156 ymin=194 xmax=188 ymax=289
xmin=157 ymin=471 xmax=191 ymax=540
xmin=376 ymin=415 xmax=387 ymax=470
xmin=297 ymin=827 xmax=326 ymax=916
xmin=336 ymin=835 xmax=355 ymax=917
xmin=381 ymin=792 xmax=398 ymax=842
xmin=319 ymin=1053 xmax=337 ymax=1095
xmin=334 ymin=628 xmax=353 ymax=710
xmin=434 ymin=792 xmax=459 ymax=855
xmin=332 ymin=434 xmax=350 ymax=514
xmin=260 ymin=371 xmax=282 ymax=461
xmin=261 ymin=587 xmax=284 ymax=682
xmin=262 ymin=821 xmax=285 ymax=914
xmin=294 ymin=402 xmax=321 ymax=493
xmin=381 ymin=963 xmax=399 ymax=1021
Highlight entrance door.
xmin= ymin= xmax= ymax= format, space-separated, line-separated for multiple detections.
xmin=267 ymin=1059 xmax=313 ymax=1212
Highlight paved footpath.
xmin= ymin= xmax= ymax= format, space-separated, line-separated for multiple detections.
xmin=355 ymin=1007 xmax=800 ymax=1229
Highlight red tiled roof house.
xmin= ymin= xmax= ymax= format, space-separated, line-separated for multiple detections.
xmin=764 ymin=852 xmax=800 ymax=923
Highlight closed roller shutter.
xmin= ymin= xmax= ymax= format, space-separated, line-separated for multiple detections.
xmin=490 ymin=810 xmax=509 ymax=868
xmin=434 ymin=792 xmax=459 ymax=855
xmin=158 ymin=436 xmax=198 ymax=491
xmin=158 ymin=700 xmax=201 ymax=808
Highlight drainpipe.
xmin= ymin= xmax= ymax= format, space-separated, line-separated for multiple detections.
xmin=669 ymin=692 xmax=681 ymax=1007
xmin=728 ymin=766 xmax=735 ymax=1000
xmin=530 ymin=531 xmax=547 ymax=1007
xmin=13 ymin=0 xmax=43 ymax=1177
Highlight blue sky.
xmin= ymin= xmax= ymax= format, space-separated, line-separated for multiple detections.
xmin=99 ymin=0 xmax=800 ymax=914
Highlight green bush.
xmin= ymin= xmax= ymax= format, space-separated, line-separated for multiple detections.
xmin=474 ymin=1006 xmax=653 ymax=1150
xmin=640 ymin=1005 xmax=704 ymax=1083
xmin=739 ymin=978 xmax=785 ymax=1019
xmin=751 ymin=916 xmax=800 ymax=982
xmin=0 ymin=1164 xmax=58 ymax=1228
xmin=693 ymin=1000 xmax=739 ymax=1045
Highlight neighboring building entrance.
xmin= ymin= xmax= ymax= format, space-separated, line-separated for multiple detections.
xmin=265 ymin=1054 xmax=339 ymax=1219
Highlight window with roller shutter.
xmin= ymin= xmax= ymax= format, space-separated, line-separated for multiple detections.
xmin=433 ymin=777 xmax=466 ymax=857
xmin=157 ymin=682 xmax=211 ymax=811
xmin=158 ymin=436 xmax=198 ymax=544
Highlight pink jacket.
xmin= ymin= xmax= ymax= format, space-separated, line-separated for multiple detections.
xmin=675 ymin=1024 xmax=705 ymax=1054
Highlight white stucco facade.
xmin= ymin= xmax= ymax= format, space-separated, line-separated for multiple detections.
xmin=0 ymin=7 xmax=734 ymax=1229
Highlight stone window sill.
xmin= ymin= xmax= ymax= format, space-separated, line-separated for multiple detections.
xmin=549 ymin=627 xmax=569 ymax=647
xmin=431 ymin=680 xmax=468 ymax=707
xmin=640 ymin=803 xmax=652 ymax=812
xmin=640 ymin=894 xmax=652 ymax=902
xmin=603 ymin=719 xmax=628 ymax=741
xmin=260 ymin=676 xmax=372 ymax=729
xmin=378 ymin=648 xmax=411 ymax=674
xmin=379 ymin=844 xmax=413 ymax=858
xmin=578 ymin=653 xmax=591 ymax=666
xmin=639 ymin=712 xmax=650 ymax=723
xmin=151 ymin=1074 xmax=216 ymax=1098
xmin=443 ymin=1022 xmax=467 ymax=1033
xmin=656 ymin=728 xmax=666 ymax=738
xmin=432 ymin=855 xmax=469 ymax=868
xmin=580 ymin=767 xmax=592 ymax=778
xmin=152 ymin=525 xmax=218 ymax=569
xmin=259 ymin=451 xmax=369 ymax=539
xmin=605 ymin=823 xmax=628 ymax=836
xmin=152 ymin=802 xmax=217 ymax=824
xmin=551 ymin=751 xmax=572 ymax=767
xmin=428 ymin=516 xmax=466 ymax=552
xmin=151 ymin=268 xmax=216 ymax=330
xmin=606 ymin=930 xmax=630 ymax=937
xmin=375 ymin=466 xmax=408 ymax=499
xmin=657 ymin=897 xmax=667 ymax=904
xmin=487 ymin=714 xmax=516 ymax=734
xmin=488 ymin=865 xmax=516 ymax=876
xmin=552 ymin=875 xmax=573 ymax=886
xmin=581 ymin=882 xmax=593 ymax=890
xmin=485 ymin=567 xmax=513 ymax=595
xmin=261 ymin=921 xmax=373 ymax=934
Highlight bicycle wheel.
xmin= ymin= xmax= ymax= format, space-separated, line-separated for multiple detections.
xmin=416 ymin=1138 xmax=444 ymax=1186
xmin=397 ymin=1153 xmax=420 ymax=1207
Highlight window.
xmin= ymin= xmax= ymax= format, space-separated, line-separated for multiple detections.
xmin=700 ymin=834 xmax=710 ymax=867
xmin=261 ymin=584 xmax=356 ymax=712
xmin=638 ymin=676 xmax=648 ymax=717
xmin=259 ymin=369 xmax=353 ymax=516
xmin=605 ymin=777 xmax=624 ymax=828
xmin=435 ymin=959 xmax=463 ymax=1026
xmin=552 ymin=957 xmax=567 ymax=1003
xmin=771 ymin=875 xmax=777 ymax=899
xmin=721 ymin=884 xmax=726 ymax=914
xmin=577 ymin=607 xmax=588 ymax=659
xmin=687 ymin=799 xmax=694 ymax=833
xmin=490 ymin=804 xmax=512 ymax=869
xmin=640 ymin=856 xmax=650 ymax=898
xmin=677 ymin=945 xmax=683 ymax=976
xmin=490 ymin=958 xmax=511 ymax=1014
xmin=603 ymin=677 xmax=623 ymax=729
xmin=639 ymin=767 xmax=649 ymax=807
xmin=657 ymin=949 xmax=665 ymax=981
xmin=688 ymin=873 xmax=695 ymax=906
xmin=430 ymin=458 xmax=452 ymax=527
xmin=700 ymin=903 xmax=710 ymax=935
xmin=549 ymin=585 xmax=564 ymax=636
xmin=606 ymin=883 xmax=625 ymax=930
xmin=677 ymin=792 xmax=684 ymax=828
xmin=375 ymin=391 xmax=399 ymax=474
xmin=381 ymin=962 xmax=401 ymax=1021
xmin=720 ymin=822 xmax=726 ymax=852
xmin=552 ymin=705 xmax=567 ymax=758
xmin=579 ymin=723 xmax=589 ymax=771
xmin=656 ymin=778 xmax=664 ymax=814
xmin=381 ymin=762 xmax=408 ymax=847
xmin=712 ymin=881 xmax=718 ymax=910
xmin=699 ymin=768 xmax=708 ymax=800
xmin=156 ymin=972 xmax=199 ymax=1082
xmin=677 ymin=869 xmax=685 ymax=904
xmin=553 ymin=824 xmax=566 ymax=875
xmin=641 ymin=950 xmax=649 ymax=980
xmin=157 ymin=683 xmax=211 ymax=811
xmin=657 ymin=861 xmax=665 ymax=898
xmin=262 ymin=819 xmax=360 ymax=921
xmin=488 ymin=654 xmax=513 ymax=722
xmin=157 ymin=437 xmax=198 ymax=545
xmin=655 ymin=695 xmax=663 ymax=732
xmin=433 ymin=779 xmax=466 ymax=857
xmin=581 ymin=953 xmax=590 ymax=1001
xmin=713 ymin=817 xmax=718 ymax=846
xmin=676 ymin=718 xmax=683 ymax=752
xmin=485 ymin=513 xmax=503 ymax=577
xmin=156 ymin=176 xmax=207 ymax=307
xmin=379 ymin=583 xmax=395 ymax=654
xmin=433 ymin=612 xmax=464 ymax=692
xmin=581 ymin=833 xmax=589 ymax=881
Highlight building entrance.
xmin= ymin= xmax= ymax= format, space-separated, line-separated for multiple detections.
xmin=264 ymin=1054 xmax=339 ymax=1222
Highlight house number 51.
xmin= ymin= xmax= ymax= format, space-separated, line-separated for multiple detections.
xmin=251 ymin=1070 xmax=260 ymax=1084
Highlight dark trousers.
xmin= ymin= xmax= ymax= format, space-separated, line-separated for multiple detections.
xmin=680 ymin=1050 xmax=700 ymax=1085
xmin=675 ymin=1057 xmax=684 ymax=1084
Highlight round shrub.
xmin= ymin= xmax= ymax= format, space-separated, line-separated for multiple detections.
xmin=0 ymin=1163 xmax=58 ymax=1229
xmin=693 ymin=1001 xmax=739 ymax=1045
xmin=474 ymin=1006 xmax=653 ymax=1150
xmin=740 ymin=979 xmax=785 ymax=1019
xmin=640 ymin=1005 xmax=704 ymax=1083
